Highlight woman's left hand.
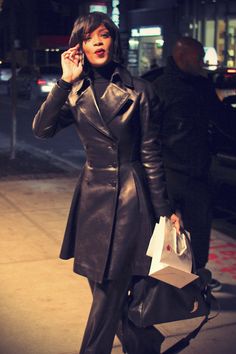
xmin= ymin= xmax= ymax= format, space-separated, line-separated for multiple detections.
xmin=170 ymin=213 xmax=181 ymax=234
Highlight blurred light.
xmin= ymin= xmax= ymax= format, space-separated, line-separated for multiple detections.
xmin=41 ymin=85 xmax=53 ymax=93
xmin=155 ymin=39 xmax=164 ymax=48
xmin=90 ymin=4 xmax=107 ymax=14
xmin=37 ymin=79 xmax=47 ymax=85
xmin=204 ymin=47 xmax=218 ymax=70
xmin=227 ymin=69 xmax=236 ymax=73
xmin=45 ymin=49 xmax=50 ymax=52
xmin=129 ymin=38 xmax=139 ymax=50
xmin=112 ymin=0 xmax=120 ymax=27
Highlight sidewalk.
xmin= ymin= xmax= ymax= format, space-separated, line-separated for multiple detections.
xmin=0 ymin=138 xmax=236 ymax=353
xmin=0 ymin=176 xmax=236 ymax=354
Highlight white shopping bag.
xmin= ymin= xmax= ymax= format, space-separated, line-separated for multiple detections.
xmin=146 ymin=217 xmax=198 ymax=288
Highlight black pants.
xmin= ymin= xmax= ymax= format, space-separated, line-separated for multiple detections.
xmin=79 ymin=276 xmax=164 ymax=354
xmin=165 ymin=170 xmax=212 ymax=269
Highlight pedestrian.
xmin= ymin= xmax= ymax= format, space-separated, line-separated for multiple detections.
xmin=153 ymin=37 xmax=235 ymax=291
xmin=32 ymin=12 xmax=180 ymax=354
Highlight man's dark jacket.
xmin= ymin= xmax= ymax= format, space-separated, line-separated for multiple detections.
xmin=153 ymin=57 xmax=235 ymax=179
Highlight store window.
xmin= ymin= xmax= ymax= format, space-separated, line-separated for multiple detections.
xmin=139 ymin=36 xmax=164 ymax=75
xmin=128 ymin=26 xmax=163 ymax=76
xmin=216 ymin=18 xmax=236 ymax=67
xmin=228 ymin=19 xmax=236 ymax=67
xmin=217 ymin=19 xmax=226 ymax=65
xmin=205 ymin=20 xmax=214 ymax=47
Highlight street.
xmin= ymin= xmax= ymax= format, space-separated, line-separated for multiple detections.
xmin=0 ymin=90 xmax=85 ymax=168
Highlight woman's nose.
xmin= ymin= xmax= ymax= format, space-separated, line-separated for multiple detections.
xmin=93 ymin=36 xmax=103 ymax=46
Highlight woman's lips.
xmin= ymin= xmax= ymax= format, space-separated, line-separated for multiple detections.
xmin=95 ymin=49 xmax=105 ymax=57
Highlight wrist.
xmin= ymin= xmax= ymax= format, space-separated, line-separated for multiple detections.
xmin=61 ymin=76 xmax=73 ymax=84
xmin=58 ymin=78 xmax=73 ymax=91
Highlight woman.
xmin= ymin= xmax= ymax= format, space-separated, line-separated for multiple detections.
xmin=33 ymin=12 xmax=179 ymax=354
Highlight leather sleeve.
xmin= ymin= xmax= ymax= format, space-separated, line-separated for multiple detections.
xmin=140 ymin=81 xmax=173 ymax=218
xmin=32 ymin=84 xmax=75 ymax=139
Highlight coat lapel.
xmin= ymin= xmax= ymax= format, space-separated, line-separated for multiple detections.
xmin=68 ymin=67 xmax=139 ymax=139
xmin=100 ymin=83 xmax=131 ymax=124
xmin=74 ymin=83 xmax=114 ymax=139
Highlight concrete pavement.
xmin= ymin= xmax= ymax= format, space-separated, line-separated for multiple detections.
xmin=0 ymin=176 xmax=236 ymax=354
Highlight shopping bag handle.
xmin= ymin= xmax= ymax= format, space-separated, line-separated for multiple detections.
xmin=174 ymin=231 xmax=188 ymax=256
xmin=179 ymin=227 xmax=198 ymax=273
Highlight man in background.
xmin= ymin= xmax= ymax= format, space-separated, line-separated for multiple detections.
xmin=153 ymin=37 xmax=236 ymax=291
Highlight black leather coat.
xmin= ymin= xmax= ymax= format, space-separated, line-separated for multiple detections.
xmin=33 ymin=65 xmax=172 ymax=283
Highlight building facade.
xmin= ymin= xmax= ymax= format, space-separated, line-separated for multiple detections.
xmin=1 ymin=0 xmax=235 ymax=71
xmin=178 ymin=0 xmax=236 ymax=67
xmin=126 ymin=0 xmax=180 ymax=75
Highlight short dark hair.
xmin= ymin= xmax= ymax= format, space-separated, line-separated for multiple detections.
xmin=69 ymin=12 xmax=123 ymax=64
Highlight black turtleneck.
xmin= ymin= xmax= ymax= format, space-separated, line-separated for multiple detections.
xmin=91 ymin=61 xmax=116 ymax=110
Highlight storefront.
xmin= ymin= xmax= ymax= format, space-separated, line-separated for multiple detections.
xmin=182 ymin=0 xmax=236 ymax=68
xmin=203 ymin=17 xmax=236 ymax=67
xmin=128 ymin=26 xmax=164 ymax=76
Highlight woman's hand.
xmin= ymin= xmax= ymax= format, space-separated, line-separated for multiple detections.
xmin=170 ymin=213 xmax=181 ymax=234
xmin=61 ymin=44 xmax=84 ymax=83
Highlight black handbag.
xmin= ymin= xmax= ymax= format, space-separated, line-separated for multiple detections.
xmin=127 ymin=225 xmax=217 ymax=353
xmin=128 ymin=272 xmax=212 ymax=328
xmin=127 ymin=268 xmax=215 ymax=353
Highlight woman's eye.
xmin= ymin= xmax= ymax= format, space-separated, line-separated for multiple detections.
xmin=101 ymin=32 xmax=110 ymax=38
xmin=84 ymin=36 xmax=91 ymax=42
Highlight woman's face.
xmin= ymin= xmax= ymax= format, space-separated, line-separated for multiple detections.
xmin=82 ymin=24 xmax=113 ymax=67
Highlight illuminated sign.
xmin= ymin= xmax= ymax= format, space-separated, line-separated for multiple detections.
xmin=89 ymin=4 xmax=107 ymax=13
xmin=131 ymin=27 xmax=162 ymax=37
xmin=112 ymin=0 xmax=120 ymax=27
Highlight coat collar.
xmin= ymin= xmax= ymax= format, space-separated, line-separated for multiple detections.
xmin=71 ymin=64 xmax=134 ymax=96
xmin=69 ymin=65 xmax=137 ymax=139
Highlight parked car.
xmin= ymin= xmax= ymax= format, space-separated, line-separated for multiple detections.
xmin=0 ymin=61 xmax=20 ymax=82
xmin=8 ymin=65 xmax=62 ymax=99
xmin=0 ymin=61 xmax=12 ymax=82
xmin=0 ymin=61 xmax=20 ymax=94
